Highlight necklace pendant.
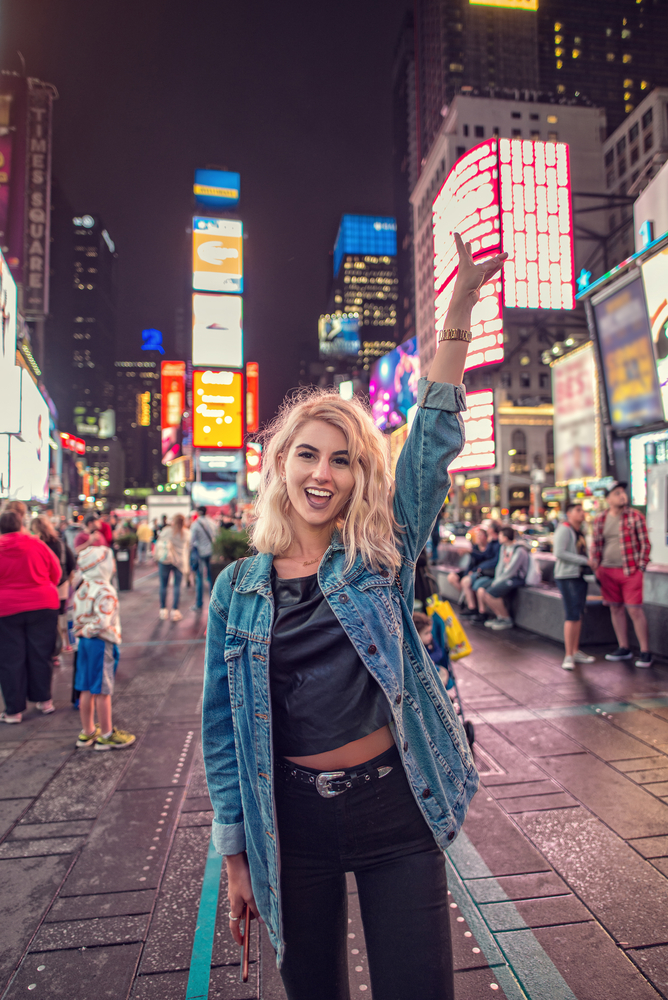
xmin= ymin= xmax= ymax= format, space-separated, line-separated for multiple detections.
xmin=303 ymin=557 xmax=320 ymax=567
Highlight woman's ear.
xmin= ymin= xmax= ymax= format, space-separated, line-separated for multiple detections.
xmin=277 ymin=452 xmax=286 ymax=483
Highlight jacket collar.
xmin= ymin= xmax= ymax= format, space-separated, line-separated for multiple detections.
xmin=235 ymin=532 xmax=355 ymax=594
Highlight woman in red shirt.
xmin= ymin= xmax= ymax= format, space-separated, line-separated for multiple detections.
xmin=0 ymin=509 xmax=61 ymax=723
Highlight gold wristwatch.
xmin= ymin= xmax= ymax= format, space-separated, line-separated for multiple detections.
xmin=438 ymin=328 xmax=472 ymax=344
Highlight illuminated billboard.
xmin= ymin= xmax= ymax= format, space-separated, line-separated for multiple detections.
xmin=60 ymin=432 xmax=86 ymax=456
xmin=246 ymin=362 xmax=259 ymax=434
xmin=193 ymin=217 xmax=243 ymax=294
xmin=640 ymin=245 xmax=668 ymax=351
xmin=592 ymin=271 xmax=664 ymax=432
xmin=333 ymin=215 xmax=397 ymax=277
xmin=161 ymin=361 xmax=186 ymax=465
xmin=432 ymin=138 xmax=575 ymax=372
xmin=0 ymin=247 xmax=20 ymax=435
xmin=9 ymin=370 xmax=49 ymax=502
xmin=193 ymin=169 xmax=240 ymax=208
xmin=448 ymin=390 xmax=496 ymax=473
xmin=318 ymin=312 xmax=361 ymax=358
xmin=192 ymin=293 xmax=243 ymax=369
xmin=469 ymin=0 xmax=537 ymax=9
xmin=369 ymin=337 xmax=420 ymax=431
xmin=191 ymin=481 xmax=238 ymax=507
xmin=193 ymin=369 xmax=243 ymax=449
xmin=552 ymin=345 xmax=599 ymax=483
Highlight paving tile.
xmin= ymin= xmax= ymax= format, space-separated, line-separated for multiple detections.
xmin=642 ymin=781 xmax=668 ymax=797
xmin=3 ymin=943 xmax=142 ymax=1000
xmin=179 ymin=809 xmax=213 ymax=827
xmin=449 ymin=909 xmax=490 ymax=970
xmin=624 ymin=767 xmax=668 ymax=783
xmin=502 ymin=792 xmax=578 ymax=813
xmin=489 ymin=780 xmax=562 ymax=799
xmin=13 ymin=819 xmax=95 ymax=839
xmin=467 ymin=870 xmax=570 ymax=904
xmin=471 ymin=725 xmax=545 ymax=783
xmin=0 ymin=854 xmax=72 ymax=985
xmin=480 ymin=893 xmax=591 ymax=931
xmin=532 ymin=922 xmax=664 ymax=1000
xmin=628 ymin=944 xmax=668 ymax=998
xmin=453 ymin=966 xmax=510 ymax=998
xmin=0 ymin=835 xmax=85 ymax=858
xmin=109 ymin=694 xmax=162 ymax=735
xmin=518 ymin=807 xmax=668 ymax=948
xmin=60 ymin=787 xmax=179 ymax=895
xmin=627 ymin=836 xmax=668 ymax=859
xmin=492 ymin=719 xmax=585 ymax=757
xmin=21 ymin=753 xmax=129 ymax=823
xmin=30 ymin=913 xmax=150 ymax=951
xmin=117 ymin=727 xmax=197 ymax=791
xmin=139 ymin=825 xmax=211 ymax=973
xmin=182 ymin=794 xmax=212 ymax=812
xmin=0 ymin=798 xmax=29 ymax=838
xmin=652 ymin=858 xmax=668 ymax=877
xmin=548 ymin=713 xmax=654 ymax=760
xmin=155 ymin=681 xmax=203 ymax=720
xmin=0 ymin=740 xmax=71 ymax=799
xmin=458 ymin=791 xmax=551 ymax=878
xmin=538 ymin=753 xmax=668 ymax=838
xmin=609 ymin=710 xmax=668 ymax=749
xmin=480 ymin=670 xmax=549 ymax=705
xmin=47 ymin=889 xmax=155 ymax=921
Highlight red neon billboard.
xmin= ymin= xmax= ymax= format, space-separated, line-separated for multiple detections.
xmin=246 ymin=361 xmax=259 ymax=434
xmin=432 ymin=138 xmax=574 ymax=371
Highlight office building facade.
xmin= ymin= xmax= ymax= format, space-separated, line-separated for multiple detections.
xmin=114 ymin=361 xmax=162 ymax=492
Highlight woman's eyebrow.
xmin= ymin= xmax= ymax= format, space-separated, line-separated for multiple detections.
xmin=294 ymin=443 xmax=349 ymax=456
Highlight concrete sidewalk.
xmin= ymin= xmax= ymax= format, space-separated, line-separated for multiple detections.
xmin=1 ymin=567 xmax=668 ymax=998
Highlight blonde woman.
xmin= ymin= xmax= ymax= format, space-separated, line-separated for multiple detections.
xmin=202 ymin=235 xmax=506 ymax=1000
xmin=155 ymin=513 xmax=190 ymax=621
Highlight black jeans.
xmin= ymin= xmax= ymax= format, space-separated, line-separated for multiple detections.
xmin=0 ymin=608 xmax=58 ymax=714
xmin=275 ymin=744 xmax=454 ymax=1000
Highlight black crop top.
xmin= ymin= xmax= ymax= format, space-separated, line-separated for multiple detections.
xmin=269 ymin=569 xmax=391 ymax=757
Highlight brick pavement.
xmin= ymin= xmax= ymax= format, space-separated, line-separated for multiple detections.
xmin=1 ymin=566 xmax=668 ymax=998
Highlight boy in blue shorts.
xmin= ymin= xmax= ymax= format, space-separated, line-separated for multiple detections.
xmin=72 ymin=545 xmax=135 ymax=750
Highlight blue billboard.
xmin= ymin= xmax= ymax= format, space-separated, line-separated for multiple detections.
xmin=193 ymin=169 xmax=240 ymax=208
xmin=333 ymin=215 xmax=397 ymax=277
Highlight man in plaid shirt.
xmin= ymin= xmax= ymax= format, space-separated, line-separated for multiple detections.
xmin=590 ymin=481 xmax=652 ymax=668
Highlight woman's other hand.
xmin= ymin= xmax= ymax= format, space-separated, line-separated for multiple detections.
xmin=226 ymin=852 xmax=261 ymax=945
xmin=452 ymin=231 xmax=507 ymax=305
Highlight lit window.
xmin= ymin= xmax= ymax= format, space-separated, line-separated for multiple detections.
xmin=605 ymin=27 xmax=612 ymax=36
xmin=622 ymin=53 xmax=632 ymax=63
xmin=556 ymin=59 xmax=563 ymax=69
xmin=554 ymin=21 xmax=562 ymax=30
xmin=640 ymin=80 xmax=648 ymax=90
xmin=557 ymin=84 xmax=565 ymax=94
xmin=520 ymin=353 xmax=531 ymax=366
xmin=625 ymin=103 xmax=634 ymax=113
xmin=572 ymin=48 xmax=581 ymax=58
xmin=554 ymin=34 xmax=563 ymax=43
xmin=621 ymin=28 xmax=631 ymax=38
xmin=449 ymin=63 xmax=463 ymax=72
xmin=606 ymin=52 xmax=615 ymax=62
xmin=547 ymin=114 xmax=558 ymax=124
xmin=623 ymin=78 xmax=633 ymax=88
xmin=555 ymin=46 xmax=563 ymax=56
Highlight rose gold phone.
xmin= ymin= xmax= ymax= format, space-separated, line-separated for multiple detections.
xmin=239 ymin=902 xmax=251 ymax=983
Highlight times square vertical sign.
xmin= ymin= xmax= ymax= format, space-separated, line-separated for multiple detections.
xmin=23 ymin=82 xmax=54 ymax=317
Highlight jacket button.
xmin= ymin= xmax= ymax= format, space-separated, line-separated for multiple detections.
xmin=403 ymin=741 xmax=408 ymax=751
xmin=447 ymin=830 xmax=455 ymax=841
xmin=395 ymin=694 xmax=402 ymax=705
xmin=339 ymin=594 xmax=349 ymax=603
xmin=422 ymin=787 xmax=431 ymax=799
xmin=380 ymin=569 xmax=389 ymax=578
xmin=367 ymin=644 xmax=377 ymax=655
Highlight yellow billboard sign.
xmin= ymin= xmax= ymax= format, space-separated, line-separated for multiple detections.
xmin=469 ymin=0 xmax=538 ymax=9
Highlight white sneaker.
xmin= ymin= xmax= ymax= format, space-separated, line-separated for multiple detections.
xmin=573 ymin=650 xmax=595 ymax=664
xmin=562 ymin=656 xmax=575 ymax=670
xmin=159 ymin=608 xmax=169 ymax=620
xmin=489 ymin=617 xmax=514 ymax=630
xmin=170 ymin=609 xmax=183 ymax=622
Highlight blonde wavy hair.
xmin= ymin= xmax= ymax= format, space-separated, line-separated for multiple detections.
xmin=250 ymin=388 xmax=402 ymax=573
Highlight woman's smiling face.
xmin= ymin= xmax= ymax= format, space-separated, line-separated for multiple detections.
xmin=280 ymin=419 xmax=356 ymax=530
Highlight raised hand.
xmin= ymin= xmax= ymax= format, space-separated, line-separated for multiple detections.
xmin=453 ymin=232 xmax=508 ymax=305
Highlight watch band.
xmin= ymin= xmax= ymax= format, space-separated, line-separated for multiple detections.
xmin=438 ymin=327 xmax=472 ymax=344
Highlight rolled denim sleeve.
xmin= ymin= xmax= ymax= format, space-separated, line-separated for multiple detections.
xmin=202 ymin=572 xmax=246 ymax=856
xmin=394 ymin=377 xmax=466 ymax=576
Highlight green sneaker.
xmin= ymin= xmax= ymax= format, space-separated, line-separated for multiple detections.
xmin=94 ymin=727 xmax=136 ymax=751
xmin=76 ymin=724 xmax=101 ymax=748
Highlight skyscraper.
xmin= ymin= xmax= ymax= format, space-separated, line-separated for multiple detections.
xmin=392 ymin=11 xmax=418 ymax=344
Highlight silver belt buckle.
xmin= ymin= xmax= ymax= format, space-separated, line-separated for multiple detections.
xmin=316 ymin=770 xmax=346 ymax=798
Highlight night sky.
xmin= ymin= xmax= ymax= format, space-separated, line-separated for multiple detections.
xmin=1 ymin=0 xmax=410 ymax=422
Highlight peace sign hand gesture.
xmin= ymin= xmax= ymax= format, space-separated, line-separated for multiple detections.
xmin=452 ymin=232 xmax=508 ymax=305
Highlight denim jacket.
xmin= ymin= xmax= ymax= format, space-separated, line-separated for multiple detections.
xmin=202 ymin=377 xmax=479 ymax=964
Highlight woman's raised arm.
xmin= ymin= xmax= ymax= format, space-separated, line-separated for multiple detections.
xmin=427 ymin=233 xmax=507 ymax=386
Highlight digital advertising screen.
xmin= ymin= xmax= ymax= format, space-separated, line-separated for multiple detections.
xmin=592 ymin=271 xmax=664 ymax=432
xmin=9 ymin=370 xmax=49 ymax=502
xmin=552 ymin=344 xmax=598 ymax=483
xmin=192 ymin=217 xmax=243 ymax=294
xmin=192 ymin=369 xmax=243 ymax=449
xmin=318 ymin=312 xmax=361 ymax=359
xmin=469 ymin=0 xmax=538 ymax=9
xmin=161 ymin=360 xmax=185 ymax=465
xmin=192 ymin=293 xmax=243 ymax=369
xmin=369 ymin=337 xmax=420 ymax=432
xmin=199 ymin=450 xmax=244 ymax=478
xmin=191 ymin=481 xmax=238 ymax=508
xmin=245 ymin=361 xmax=259 ymax=434
xmin=193 ymin=169 xmax=240 ymax=208
xmin=333 ymin=215 xmax=397 ymax=277
xmin=640 ymin=245 xmax=668 ymax=353
xmin=448 ymin=390 xmax=496 ymax=473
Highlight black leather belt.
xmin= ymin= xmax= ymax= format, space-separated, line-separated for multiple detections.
xmin=276 ymin=757 xmax=394 ymax=798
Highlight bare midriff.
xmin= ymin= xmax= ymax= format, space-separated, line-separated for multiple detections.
xmin=284 ymin=724 xmax=395 ymax=770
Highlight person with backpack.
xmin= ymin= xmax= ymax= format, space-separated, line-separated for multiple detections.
xmin=553 ymin=503 xmax=596 ymax=670
xmin=189 ymin=506 xmax=217 ymax=610
xmin=202 ymin=233 xmax=506 ymax=1000
xmin=478 ymin=525 xmax=529 ymax=630
xmin=155 ymin=514 xmax=190 ymax=621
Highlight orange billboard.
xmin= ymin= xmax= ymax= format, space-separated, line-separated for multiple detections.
xmin=192 ymin=217 xmax=243 ymax=293
xmin=193 ymin=369 xmax=244 ymax=449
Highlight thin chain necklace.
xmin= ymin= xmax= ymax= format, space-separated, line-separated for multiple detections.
xmin=302 ymin=556 xmax=322 ymax=567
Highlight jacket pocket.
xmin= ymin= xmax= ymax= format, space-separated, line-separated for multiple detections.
xmin=224 ymin=639 xmax=247 ymax=709
xmin=352 ymin=574 xmax=402 ymax=634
